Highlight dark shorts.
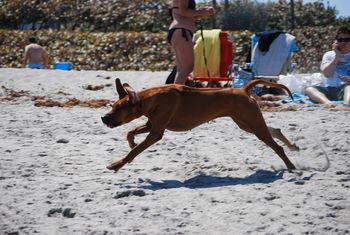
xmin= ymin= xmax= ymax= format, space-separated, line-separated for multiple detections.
xmin=312 ymin=84 xmax=348 ymax=101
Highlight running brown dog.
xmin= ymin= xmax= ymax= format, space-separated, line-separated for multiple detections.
xmin=101 ymin=79 xmax=297 ymax=172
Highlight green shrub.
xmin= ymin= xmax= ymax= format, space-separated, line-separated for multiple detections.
xmin=0 ymin=26 xmax=339 ymax=73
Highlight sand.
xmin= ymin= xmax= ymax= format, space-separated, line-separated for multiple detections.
xmin=0 ymin=68 xmax=349 ymax=235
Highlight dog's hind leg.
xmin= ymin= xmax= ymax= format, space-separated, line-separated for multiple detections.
xmin=267 ymin=127 xmax=299 ymax=151
xmin=255 ymin=131 xmax=296 ymax=170
xmin=233 ymin=118 xmax=298 ymax=151
xmin=232 ymin=117 xmax=296 ymax=170
xmin=127 ymin=121 xmax=152 ymax=149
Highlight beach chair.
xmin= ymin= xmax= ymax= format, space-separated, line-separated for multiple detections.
xmin=243 ymin=30 xmax=297 ymax=94
xmin=248 ymin=30 xmax=297 ymax=83
xmin=189 ymin=29 xmax=234 ymax=87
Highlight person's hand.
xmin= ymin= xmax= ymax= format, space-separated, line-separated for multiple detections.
xmin=206 ymin=7 xmax=215 ymax=16
xmin=332 ymin=41 xmax=341 ymax=59
xmin=340 ymin=76 xmax=350 ymax=84
xmin=202 ymin=7 xmax=215 ymax=17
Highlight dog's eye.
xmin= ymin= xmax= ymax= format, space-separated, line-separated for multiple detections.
xmin=115 ymin=103 xmax=127 ymax=110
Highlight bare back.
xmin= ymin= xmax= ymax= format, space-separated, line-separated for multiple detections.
xmin=169 ymin=0 xmax=196 ymax=32
xmin=24 ymin=44 xmax=47 ymax=65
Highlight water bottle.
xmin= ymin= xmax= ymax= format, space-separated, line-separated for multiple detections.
xmin=233 ymin=72 xmax=244 ymax=88
xmin=231 ymin=64 xmax=244 ymax=88
xmin=289 ymin=62 xmax=297 ymax=75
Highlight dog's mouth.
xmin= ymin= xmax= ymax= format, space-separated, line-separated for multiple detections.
xmin=106 ymin=121 xmax=122 ymax=128
xmin=101 ymin=116 xmax=122 ymax=128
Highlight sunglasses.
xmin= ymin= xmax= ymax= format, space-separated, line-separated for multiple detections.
xmin=336 ymin=37 xmax=350 ymax=43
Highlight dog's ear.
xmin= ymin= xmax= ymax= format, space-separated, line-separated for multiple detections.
xmin=123 ymin=83 xmax=140 ymax=105
xmin=115 ymin=78 xmax=127 ymax=99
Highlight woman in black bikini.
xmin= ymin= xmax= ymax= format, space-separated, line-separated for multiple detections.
xmin=168 ymin=0 xmax=215 ymax=84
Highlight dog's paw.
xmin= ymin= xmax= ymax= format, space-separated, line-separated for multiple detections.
xmin=107 ymin=159 xmax=125 ymax=172
xmin=290 ymin=144 xmax=300 ymax=151
xmin=288 ymin=163 xmax=297 ymax=172
xmin=106 ymin=165 xmax=119 ymax=172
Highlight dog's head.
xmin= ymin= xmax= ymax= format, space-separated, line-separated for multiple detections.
xmin=101 ymin=78 xmax=141 ymax=128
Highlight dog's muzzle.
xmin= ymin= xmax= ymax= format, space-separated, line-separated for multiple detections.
xmin=101 ymin=116 xmax=121 ymax=128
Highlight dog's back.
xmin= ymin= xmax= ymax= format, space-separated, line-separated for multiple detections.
xmin=138 ymin=85 xmax=256 ymax=131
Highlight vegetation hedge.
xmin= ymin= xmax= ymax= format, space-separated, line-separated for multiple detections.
xmin=0 ymin=25 xmax=339 ymax=73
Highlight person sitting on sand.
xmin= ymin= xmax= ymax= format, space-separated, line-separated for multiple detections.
xmin=23 ymin=37 xmax=49 ymax=69
xmin=305 ymin=26 xmax=350 ymax=106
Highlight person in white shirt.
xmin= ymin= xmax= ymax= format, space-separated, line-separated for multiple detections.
xmin=305 ymin=26 xmax=350 ymax=106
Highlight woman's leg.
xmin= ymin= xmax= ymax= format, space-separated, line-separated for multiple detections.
xmin=171 ymin=29 xmax=194 ymax=84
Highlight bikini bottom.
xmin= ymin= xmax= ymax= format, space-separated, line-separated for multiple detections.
xmin=167 ymin=28 xmax=194 ymax=44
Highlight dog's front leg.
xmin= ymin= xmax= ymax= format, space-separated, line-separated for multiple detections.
xmin=127 ymin=121 xmax=151 ymax=149
xmin=107 ymin=129 xmax=165 ymax=172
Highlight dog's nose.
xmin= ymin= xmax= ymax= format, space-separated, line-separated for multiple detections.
xmin=101 ymin=116 xmax=107 ymax=124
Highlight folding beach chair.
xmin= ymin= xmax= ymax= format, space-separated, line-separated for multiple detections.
xmin=249 ymin=30 xmax=297 ymax=82
xmin=189 ymin=29 xmax=234 ymax=87
xmin=243 ymin=30 xmax=297 ymax=94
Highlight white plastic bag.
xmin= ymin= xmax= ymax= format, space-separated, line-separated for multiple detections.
xmin=278 ymin=74 xmax=302 ymax=93
xmin=278 ymin=73 xmax=326 ymax=94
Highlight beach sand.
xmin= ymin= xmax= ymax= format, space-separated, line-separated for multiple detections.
xmin=0 ymin=68 xmax=349 ymax=235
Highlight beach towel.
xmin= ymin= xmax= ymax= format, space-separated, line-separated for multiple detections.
xmin=255 ymin=30 xmax=285 ymax=52
xmin=282 ymin=92 xmax=344 ymax=105
xmin=194 ymin=29 xmax=221 ymax=78
xmin=282 ymin=92 xmax=314 ymax=104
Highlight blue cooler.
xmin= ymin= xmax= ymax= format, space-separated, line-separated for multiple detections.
xmin=53 ymin=62 xmax=72 ymax=70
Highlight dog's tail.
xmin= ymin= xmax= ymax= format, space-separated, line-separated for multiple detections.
xmin=243 ymin=79 xmax=293 ymax=99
